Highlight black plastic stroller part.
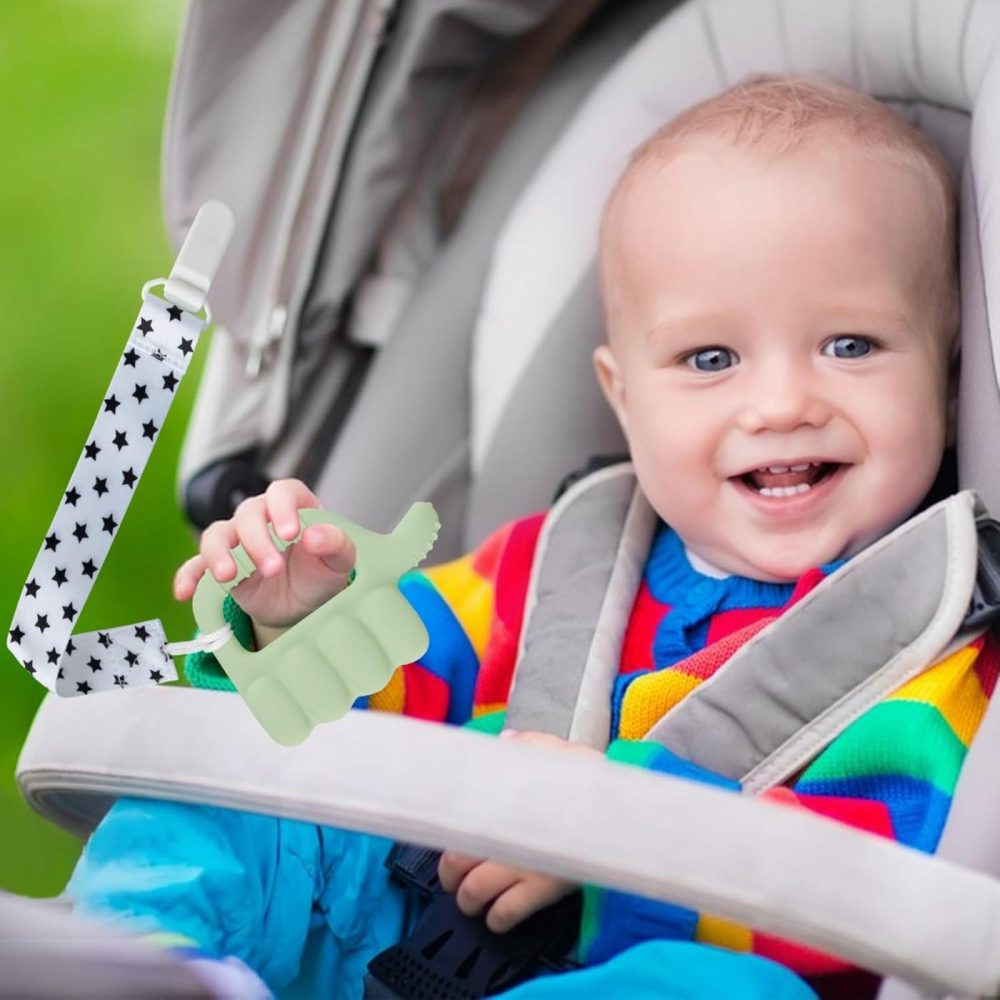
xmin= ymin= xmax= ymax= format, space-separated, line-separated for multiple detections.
xmin=183 ymin=450 xmax=271 ymax=529
xmin=965 ymin=517 xmax=1000 ymax=630
xmin=552 ymin=452 xmax=630 ymax=503
xmin=364 ymin=843 xmax=582 ymax=999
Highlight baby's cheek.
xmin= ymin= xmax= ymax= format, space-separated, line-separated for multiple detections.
xmin=862 ymin=448 xmax=941 ymax=544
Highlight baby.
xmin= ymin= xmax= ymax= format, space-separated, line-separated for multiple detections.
xmin=66 ymin=75 xmax=986 ymax=1000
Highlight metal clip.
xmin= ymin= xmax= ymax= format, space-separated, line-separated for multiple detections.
xmin=164 ymin=201 xmax=235 ymax=315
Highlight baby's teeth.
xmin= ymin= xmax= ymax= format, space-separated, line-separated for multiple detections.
xmin=766 ymin=465 xmax=789 ymax=474
xmin=790 ymin=463 xmax=811 ymax=472
xmin=758 ymin=482 xmax=813 ymax=498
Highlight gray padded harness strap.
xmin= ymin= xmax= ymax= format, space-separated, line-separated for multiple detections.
xmin=653 ymin=491 xmax=983 ymax=790
xmin=507 ymin=465 xmax=984 ymax=787
xmin=506 ymin=463 xmax=655 ymax=743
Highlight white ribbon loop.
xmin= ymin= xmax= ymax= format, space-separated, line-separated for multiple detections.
xmin=163 ymin=625 xmax=234 ymax=658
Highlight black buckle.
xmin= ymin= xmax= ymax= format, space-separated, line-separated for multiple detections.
xmin=965 ymin=519 xmax=1000 ymax=630
xmin=364 ymin=844 xmax=581 ymax=999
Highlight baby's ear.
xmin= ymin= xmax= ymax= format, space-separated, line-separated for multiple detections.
xmin=593 ymin=344 xmax=628 ymax=434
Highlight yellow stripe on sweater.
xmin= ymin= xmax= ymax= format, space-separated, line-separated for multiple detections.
xmin=696 ymin=913 xmax=753 ymax=952
xmin=618 ymin=670 xmax=700 ymax=740
xmin=368 ymin=665 xmax=406 ymax=713
xmin=889 ymin=644 xmax=987 ymax=747
xmin=423 ymin=557 xmax=494 ymax=658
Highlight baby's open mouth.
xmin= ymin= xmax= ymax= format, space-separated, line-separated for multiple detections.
xmin=739 ymin=461 xmax=841 ymax=497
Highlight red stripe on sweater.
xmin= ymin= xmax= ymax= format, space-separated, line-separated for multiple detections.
xmin=619 ymin=581 xmax=667 ymax=673
xmin=974 ymin=632 xmax=999 ymax=699
xmin=473 ymin=513 xmax=546 ymax=710
xmin=403 ymin=663 xmax=450 ymax=721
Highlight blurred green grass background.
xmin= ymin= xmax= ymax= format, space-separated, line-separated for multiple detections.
xmin=0 ymin=1 xmax=195 ymax=897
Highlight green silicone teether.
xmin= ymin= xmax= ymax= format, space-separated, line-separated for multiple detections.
xmin=192 ymin=503 xmax=439 ymax=745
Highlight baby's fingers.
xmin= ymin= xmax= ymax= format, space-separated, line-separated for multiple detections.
xmin=199 ymin=518 xmax=241 ymax=582
xmin=232 ymin=495 xmax=284 ymax=578
xmin=265 ymin=479 xmax=322 ymax=542
xmin=438 ymin=850 xmax=482 ymax=893
xmin=453 ymin=861 xmax=519 ymax=920
xmin=173 ymin=554 xmax=207 ymax=601
xmin=485 ymin=875 xmax=575 ymax=934
xmin=301 ymin=524 xmax=356 ymax=575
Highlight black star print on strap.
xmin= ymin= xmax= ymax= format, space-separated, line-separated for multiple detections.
xmin=46 ymin=648 xmax=60 ymax=665
xmin=114 ymin=675 xmax=128 ymax=688
xmin=11 ymin=290 xmax=208 ymax=697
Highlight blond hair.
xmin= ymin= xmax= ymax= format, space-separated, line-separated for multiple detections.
xmin=602 ymin=74 xmax=959 ymax=339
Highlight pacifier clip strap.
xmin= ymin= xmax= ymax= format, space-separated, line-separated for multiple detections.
xmin=6 ymin=202 xmax=234 ymax=697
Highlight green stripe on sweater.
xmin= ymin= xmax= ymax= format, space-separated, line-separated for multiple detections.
xmin=798 ymin=701 xmax=965 ymax=795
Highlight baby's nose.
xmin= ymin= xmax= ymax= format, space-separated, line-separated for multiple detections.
xmin=737 ymin=367 xmax=831 ymax=433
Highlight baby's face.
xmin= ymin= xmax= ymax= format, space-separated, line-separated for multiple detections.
xmin=595 ymin=139 xmax=953 ymax=581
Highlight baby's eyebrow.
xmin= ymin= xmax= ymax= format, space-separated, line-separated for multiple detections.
xmin=644 ymin=311 xmax=735 ymax=346
xmin=644 ymin=303 xmax=918 ymax=348
xmin=813 ymin=303 xmax=916 ymax=331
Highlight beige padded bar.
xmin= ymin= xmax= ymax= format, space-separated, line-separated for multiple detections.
xmin=18 ymin=688 xmax=1000 ymax=998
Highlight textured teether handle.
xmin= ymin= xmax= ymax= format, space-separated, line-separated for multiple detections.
xmin=191 ymin=504 xmax=439 ymax=745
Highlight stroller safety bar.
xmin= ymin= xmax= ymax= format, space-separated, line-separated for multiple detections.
xmin=18 ymin=688 xmax=1000 ymax=998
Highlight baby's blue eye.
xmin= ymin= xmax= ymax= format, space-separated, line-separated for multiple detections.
xmin=823 ymin=335 xmax=874 ymax=359
xmin=686 ymin=347 xmax=738 ymax=372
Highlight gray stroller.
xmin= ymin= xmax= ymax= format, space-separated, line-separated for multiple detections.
xmin=10 ymin=0 xmax=1000 ymax=996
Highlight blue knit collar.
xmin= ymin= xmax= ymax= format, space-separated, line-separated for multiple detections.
xmin=644 ymin=523 xmax=796 ymax=609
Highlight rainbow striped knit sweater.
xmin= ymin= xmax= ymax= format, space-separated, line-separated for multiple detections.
xmin=187 ymin=511 xmax=999 ymax=983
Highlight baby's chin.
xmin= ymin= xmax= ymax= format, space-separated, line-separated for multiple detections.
xmin=705 ymin=539 xmax=852 ymax=584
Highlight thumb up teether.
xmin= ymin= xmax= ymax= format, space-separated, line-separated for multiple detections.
xmin=192 ymin=503 xmax=439 ymax=745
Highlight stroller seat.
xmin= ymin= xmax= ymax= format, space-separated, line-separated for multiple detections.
xmin=15 ymin=0 xmax=1000 ymax=996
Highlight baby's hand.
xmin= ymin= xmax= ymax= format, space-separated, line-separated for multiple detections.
xmin=438 ymin=731 xmax=599 ymax=933
xmin=173 ymin=479 xmax=355 ymax=643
